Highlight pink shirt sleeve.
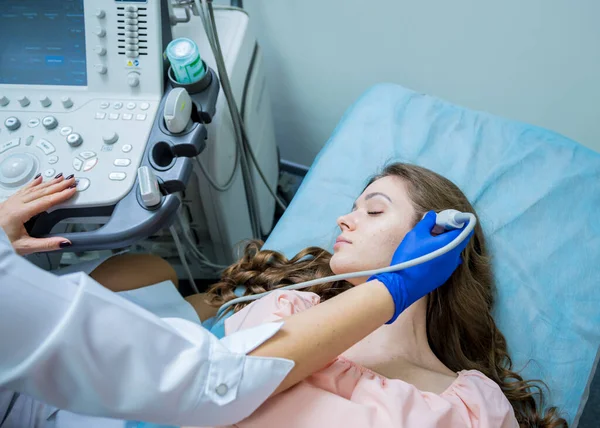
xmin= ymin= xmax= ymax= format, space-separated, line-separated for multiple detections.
xmin=225 ymin=290 xmax=321 ymax=335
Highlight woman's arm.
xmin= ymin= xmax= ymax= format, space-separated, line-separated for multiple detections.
xmin=249 ymin=279 xmax=393 ymax=395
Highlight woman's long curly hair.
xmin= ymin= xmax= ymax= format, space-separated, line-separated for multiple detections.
xmin=205 ymin=162 xmax=567 ymax=427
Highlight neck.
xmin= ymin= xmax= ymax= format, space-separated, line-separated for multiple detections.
xmin=342 ymin=297 xmax=448 ymax=373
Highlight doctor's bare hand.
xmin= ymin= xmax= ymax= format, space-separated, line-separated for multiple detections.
xmin=0 ymin=174 xmax=77 ymax=255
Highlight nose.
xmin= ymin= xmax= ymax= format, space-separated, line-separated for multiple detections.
xmin=337 ymin=212 xmax=356 ymax=231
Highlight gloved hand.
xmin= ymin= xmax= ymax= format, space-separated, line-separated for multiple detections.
xmin=370 ymin=211 xmax=474 ymax=324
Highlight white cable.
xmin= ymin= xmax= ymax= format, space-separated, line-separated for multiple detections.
xmin=176 ymin=1 xmax=290 ymax=236
xmin=201 ymin=0 xmax=288 ymax=216
xmin=216 ymin=213 xmax=476 ymax=318
xmin=169 ymin=225 xmax=200 ymax=294
xmin=208 ymin=3 xmax=288 ymax=211
xmin=193 ymin=155 xmax=237 ymax=192
xmin=202 ymin=0 xmax=261 ymax=238
xmin=240 ymin=124 xmax=288 ymax=212
xmin=183 ymin=233 xmax=228 ymax=270
xmin=175 ymin=210 xmax=229 ymax=271
xmin=199 ymin=0 xmax=288 ymax=215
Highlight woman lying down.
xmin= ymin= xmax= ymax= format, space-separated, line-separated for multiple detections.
xmin=188 ymin=163 xmax=567 ymax=428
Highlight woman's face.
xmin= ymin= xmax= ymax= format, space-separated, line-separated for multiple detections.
xmin=330 ymin=176 xmax=416 ymax=285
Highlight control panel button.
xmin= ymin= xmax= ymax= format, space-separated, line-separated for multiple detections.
xmin=48 ymin=155 xmax=59 ymax=165
xmin=40 ymin=96 xmax=52 ymax=108
xmin=18 ymin=96 xmax=30 ymax=107
xmin=114 ymin=158 xmax=131 ymax=167
xmin=28 ymin=118 xmax=40 ymax=128
xmin=125 ymin=12 xmax=138 ymax=19
xmin=4 ymin=117 xmax=21 ymax=131
xmin=66 ymin=133 xmax=83 ymax=147
xmin=126 ymin=51 xmax=139 ymax=58
xmin=140 ymin=103 xmax=150 ymax=111
xmin=42 ymin=116 xmax=58 ymax=130
xmin=95 ymin=64 xmax=108 ymax=75
xmin=109 ymin=172 xmax=127 ymax=181
xmin=95 ymin=9 xmax=106 ymax=19
xmin=103 ymin=132 xmax=119 ymax=145
xmin=122 ymin=144 xmax=132 ymax=153
xmin=109 ymin=113 xmax=119 ymax=120
xmin=95 ymin=27 xmax=106 ymax=37
xmin=99 ymin=101 xmax=110 ymax=109
xmin=43 ymin=168 xmax=56 ymax=178
xmin=125 ymin=19 xmax=138 ymax=25
xmin=76 ymin=177 xmax=90 ymax=192
xmin=79 ymin=151 xmax=96 ymax=160
xmin=126 ymin=6 xmax=138 ymax=12
xmin=61 ymin=96 xmax=74 ymax=109
xmin=125 ymin=25 xmax=138 ymax=31
xmin=36 ymin=139 xmax=56 ymax=155
xmin=125 ymin=31 xmax=137 ymax=38
xmin=126 ymin=45 xmax=139 ymax=51
xmin=0 ymin=138 xmax=20 ymax=154
xmin=113 ymin=102 xmax=123 ymax=110
xmin=83 ymin=158 xmax=98 ymax=172
xmin=95 ymin=112 xmax=106 ymax=120
xmin=128 ymin=72 xmax=140 ymax=88
xmin=136 ymin=114 xmax=147 ymax=121
xmin=60 ymin=126 xmax=73 ymax=136
xmin=126 ymin=102 xmax=136 ymax=110
xmin=125 ymin=37 xmax=139 ymax=44
xmin=0 ymin=96 xmax=9 ymax=106
xmin=94 ymin=46 xmax=107 ymax=56
xmin=122 ymin=113 xmax=133 ymax=120
xmin=72 ymin=158 xmax=83 ymax=171
xmin=25 ymin=135 xmax=34 ymax=146
xmin=0 ymin=153 xmax=37 ymax=187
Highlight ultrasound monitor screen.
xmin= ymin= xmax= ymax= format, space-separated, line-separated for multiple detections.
xmin=0 ymin=0 xmax=87 ymax=86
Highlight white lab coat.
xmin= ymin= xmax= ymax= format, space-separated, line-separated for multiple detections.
xmin=0 ymin=228 xmax=294 ymax=427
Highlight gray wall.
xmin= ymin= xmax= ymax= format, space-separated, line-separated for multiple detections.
xmin=243 ymin=0 xmax=600 ymax=166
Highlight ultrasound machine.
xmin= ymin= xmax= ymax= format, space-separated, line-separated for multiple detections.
xmin=0 ymin=0 xmax=280 ymax=280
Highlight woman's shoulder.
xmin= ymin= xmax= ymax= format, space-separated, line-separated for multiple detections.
xmin=444 ymin=369 xmax=508 ymax=398
xmin=225 ymin=290 xmax=321 ymax=334
xmin=441 ymin=370 xmax=517 ymax=424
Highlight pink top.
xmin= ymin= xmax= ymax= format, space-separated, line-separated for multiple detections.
xmin=221 ymin=290 xmax=519 ymax=428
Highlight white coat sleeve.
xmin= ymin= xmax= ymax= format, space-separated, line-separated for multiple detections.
xmin=0 ymin=228 xmax=294 ymax=427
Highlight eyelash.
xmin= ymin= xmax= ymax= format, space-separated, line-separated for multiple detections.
xmin=368 ymin=211 xmax=383 ymax=215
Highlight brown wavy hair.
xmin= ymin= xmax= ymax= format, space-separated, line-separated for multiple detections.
xmin=205 ymin=162 xmax=567 ymax=427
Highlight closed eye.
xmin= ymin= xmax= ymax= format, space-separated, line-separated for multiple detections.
xmin=368 ymin=211 xmax=383 ymax=215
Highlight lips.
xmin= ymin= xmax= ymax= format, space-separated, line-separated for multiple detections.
xmin=335 ymin=237 xmax=352 ymax=244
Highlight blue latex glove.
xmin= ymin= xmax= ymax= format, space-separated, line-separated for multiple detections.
xmin=370 ymin=211 xmax=474 ymax=324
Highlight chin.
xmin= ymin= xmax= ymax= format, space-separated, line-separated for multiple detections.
xmin=329 ymin=255 xmax=373 ymax=286
xmin=329 ymin=253 xmax=353 ymax=275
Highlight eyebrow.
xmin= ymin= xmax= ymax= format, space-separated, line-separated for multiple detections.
xmin=352 ymin=192 xmax=393 ymax=210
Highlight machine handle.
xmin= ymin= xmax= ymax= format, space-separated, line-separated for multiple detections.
xmin=42 ymin=182 xmax=181 ymax=252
